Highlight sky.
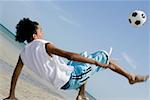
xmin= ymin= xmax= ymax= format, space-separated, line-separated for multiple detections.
xmin=0 ymin=0 xmax=149 ymax=100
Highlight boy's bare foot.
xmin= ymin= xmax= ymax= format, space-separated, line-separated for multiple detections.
xmin=76 ymin=95 xmax=89 ymax=100
xmin=129 ymin=73 xmax=149 ymax=84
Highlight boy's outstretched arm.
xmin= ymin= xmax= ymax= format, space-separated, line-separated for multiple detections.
xmin=45 ymin=43 xmax=109 ymax=68
xmin=3 ymin=56 xmax=24 ymax=100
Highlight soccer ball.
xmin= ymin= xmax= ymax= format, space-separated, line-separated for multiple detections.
xmin=128 ymin=10 xmax=147 ymax=27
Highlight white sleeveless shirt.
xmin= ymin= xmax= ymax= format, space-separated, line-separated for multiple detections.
xmin=20 ymin=39 xmax=74 ymax=89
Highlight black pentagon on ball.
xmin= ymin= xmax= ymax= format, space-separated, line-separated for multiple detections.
xmin=132 ymin=12 xmax=137 ymax=17
xmin=128 ymin=19 xmax=132 ymax=23
xmin=142 ymin=14 xmax=145 ymax=18
xmin=135 ymin=20 xmax=141 ymax=25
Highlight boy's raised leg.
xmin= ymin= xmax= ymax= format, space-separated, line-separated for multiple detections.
xmin=108 ymin=60 xmax=149 ymax=84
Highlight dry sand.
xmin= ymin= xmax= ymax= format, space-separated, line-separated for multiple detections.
xmin=0 ymin=60 xmax=65 ymax=100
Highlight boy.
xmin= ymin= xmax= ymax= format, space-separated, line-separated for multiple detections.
xmin=4 ymin=18 xmax=149 ymax=100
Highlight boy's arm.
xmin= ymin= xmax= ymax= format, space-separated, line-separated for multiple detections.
xmin=3 ymin=56 xmax=24 ymax=100
xmin=45 ymin=43 xmax=109 ymax=68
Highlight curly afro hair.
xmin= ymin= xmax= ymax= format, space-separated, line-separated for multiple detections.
xmin=15 ymin=18 xmax=39 ymax=43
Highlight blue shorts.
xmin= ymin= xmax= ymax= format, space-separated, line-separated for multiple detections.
xmin=61 ymin=50 xmax=110 ymax=90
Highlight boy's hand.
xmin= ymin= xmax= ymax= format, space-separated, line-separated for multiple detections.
xmin=3 ymin=96 xmax=18 ymax=100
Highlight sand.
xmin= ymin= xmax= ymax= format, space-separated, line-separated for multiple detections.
xmin=0 ymin=59 xmax=66 ymax=100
